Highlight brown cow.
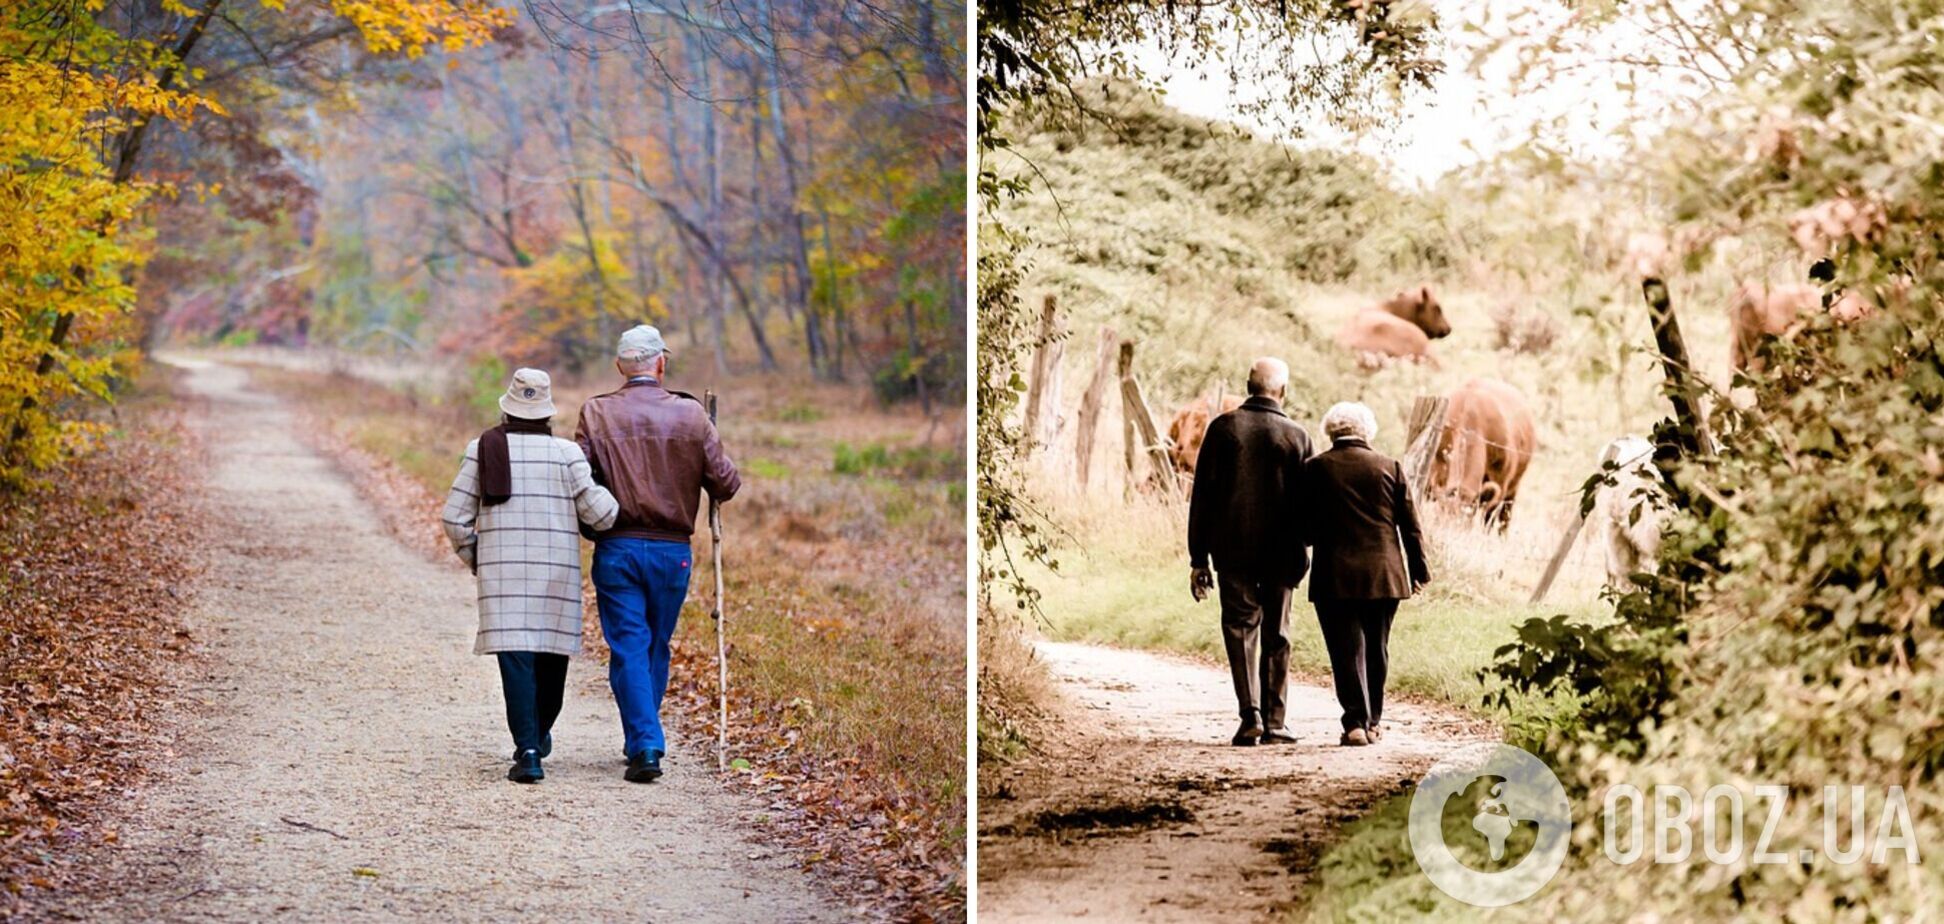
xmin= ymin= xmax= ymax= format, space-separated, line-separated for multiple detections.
xmin=1166 ymin=392 xmax=1245 ymax=476
xmin=1729 ymin=283 xmax=1820 ymax=373
xmin=1428 ymin=377 xmax=1536 ymax=530
xmin=1730 ymin=280 xmax=1892 ymax=373
xmin=1337 ymin=287 xmax=1452 ymax=368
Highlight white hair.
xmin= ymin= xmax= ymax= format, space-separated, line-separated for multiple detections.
xmin=1246 ymin=357 xmax=1289 ymax=397
xmin=1322 ymin=402 xmax=1378 ymax=442
xmin=618 ymin=351 xmax=663 ymax=375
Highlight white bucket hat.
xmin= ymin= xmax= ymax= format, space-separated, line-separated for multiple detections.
xmin=499 ymin=368 xmax=556 ymax=420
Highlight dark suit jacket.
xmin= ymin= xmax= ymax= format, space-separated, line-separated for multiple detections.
xmin=1187 ymin=395 xmax=1315 ymax=587
xmin=1302 ymin=437 xmax=1430 ymax=601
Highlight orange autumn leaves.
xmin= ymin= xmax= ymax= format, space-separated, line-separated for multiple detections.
xmin=0 ymin=0 xmax=508 ymax=483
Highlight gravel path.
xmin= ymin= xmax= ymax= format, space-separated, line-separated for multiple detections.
xmin=977 ymin=641 xmax=1494 ymax=921
xmin=43 ymin=359 xmax=843 ymax=921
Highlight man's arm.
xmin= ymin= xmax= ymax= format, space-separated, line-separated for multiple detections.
xmin=701 ymin=418 xmax=741 ymax=502
xmin=575 ymin=401 xmax=604 ymax=487
xmin=1186 ymin=423 xmax=1233 ymax=571
xmin=1393 ymin=459 xmax=1430 ymax=587
xmin=1288 ymin=432 xmax=1317 ymax=548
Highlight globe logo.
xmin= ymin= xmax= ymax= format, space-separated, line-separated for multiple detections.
xmin=1474 ymin=782 xmax=1514 ymax=860
xmin=1407 ymin=743 xmax=1571 ymax=907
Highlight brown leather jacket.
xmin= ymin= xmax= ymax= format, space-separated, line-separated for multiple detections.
xmin=574 ymin=378 xmax=741 ymax=542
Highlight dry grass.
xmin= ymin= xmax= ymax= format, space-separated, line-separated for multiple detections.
xmin=238 ymin=352 xmax=967 ymax=917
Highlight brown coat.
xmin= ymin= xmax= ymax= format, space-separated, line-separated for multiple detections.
xmin=574 ymin=378 xmax=741 ymax=542
xmin=1301 ymin=438 xmax=1429 ymax=601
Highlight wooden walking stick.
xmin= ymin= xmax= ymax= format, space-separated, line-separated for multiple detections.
xmin=706 ymin=390 xmax=728 ymax=772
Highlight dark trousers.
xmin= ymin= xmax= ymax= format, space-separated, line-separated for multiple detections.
xmin=497 ymin=651 xmax=569 ymax=755
xmin=1216 ymin=572 xmax=1292 ymax=728
xmin=1313 ymin=599 xmax=1398 ymax=732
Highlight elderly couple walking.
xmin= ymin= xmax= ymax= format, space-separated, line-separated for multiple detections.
xmin=440 ymin=325 xmax=741 ymax=784
xmin=1187 ymin=358 xmax=1430 ymax=748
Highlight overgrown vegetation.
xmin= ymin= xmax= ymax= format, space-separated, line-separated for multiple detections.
xmin=0 ymin=0 xmax=504 ymax=485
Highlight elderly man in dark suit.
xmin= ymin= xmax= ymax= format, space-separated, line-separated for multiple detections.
xmin=1187 ymin=358 xmax=1315 ymax=746
xmin=1302 ymin=401 xmax=1430 ymax=746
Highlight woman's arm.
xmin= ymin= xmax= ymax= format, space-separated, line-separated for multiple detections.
xmin=440 ymin=439 xmax=483 ymax=571
xmin=564 ymin=442 xmax=620 ymax=531
xmin=1392 ymin=459 xmax=1430 ymax=587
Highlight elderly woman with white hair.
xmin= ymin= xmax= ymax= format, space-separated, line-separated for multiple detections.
xmin=1301 ymin=401 xmax=1430 ymax=747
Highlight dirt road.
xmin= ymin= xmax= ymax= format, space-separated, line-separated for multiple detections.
xmin=42 ymin=359 xmax=843 ymax=921
xmin=977 ymin=641 xmax=1493 ymax=922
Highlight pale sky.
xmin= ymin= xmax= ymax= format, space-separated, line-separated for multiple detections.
xmin=1126 ymin=0 xmax=1716 ymax=186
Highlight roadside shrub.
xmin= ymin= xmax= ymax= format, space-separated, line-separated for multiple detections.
xmin=833 ymin=441 xmax=962 ymax=480
xmin=871 ymin=347 xmax=956 ymax=406
xmin=464 ymin=355 xmax=508 ymax=420
xmin=1490 ymin=302 xmax=1562 ymax=354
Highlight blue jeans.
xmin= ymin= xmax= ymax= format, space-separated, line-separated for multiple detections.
xmin=591 ymin=538 xmax=692 ymax=759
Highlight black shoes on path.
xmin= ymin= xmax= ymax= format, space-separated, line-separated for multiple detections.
xmin=1232 ymin=713 xmax=1266 ymax=747
xmin=508 ymin=748 xmax=544 ymax=783
xmin=624 ymin=751 xmax=664 ymax=783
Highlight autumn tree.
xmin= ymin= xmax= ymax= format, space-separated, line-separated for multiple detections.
xmin=0 ymin=0 xmax=507 ymax=483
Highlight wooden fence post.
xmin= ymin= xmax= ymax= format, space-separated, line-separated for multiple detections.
xmin=1401 ymin=395 xmax=1449 ymax=498
xmin=1529 ymin=512 xmax=1588 ymax=604
xmin=1022 ymin=295 xmax=1063 ymax=450
xmin=1641 ymin=277 xmax=1714 ymax=459
xmin=1117 ymin=341 xmax=1179 ymax=499
xmin=1119 ymin=341 xmax=1137 ymax=490
xmin=1072 ymin=327 xmax=1118 ymax=489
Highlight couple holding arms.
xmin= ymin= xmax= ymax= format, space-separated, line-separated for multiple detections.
xmin=1187 ymin=358 xmax=1431 ymax=748
xmin=440 ymin=325 xmax=741 ymax=784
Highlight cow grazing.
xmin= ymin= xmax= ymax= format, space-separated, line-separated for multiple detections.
xmin=1166 ymin=393 xmax=1245 ymax=476
xmin=1337 ymin=287 xmax=1452 ymax=369
xmin=1728 ymin=280 xmax=1891 ymax=374
xmin=1593 ymin=436 xmax=1664 ymax=588
xmin=1428 ymin=377 xmax=1536 ymax=530
xmin=1728 ymin=283 xmax=1820 ymax=373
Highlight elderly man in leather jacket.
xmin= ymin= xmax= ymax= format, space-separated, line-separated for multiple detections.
xmin=576 ymin=325 xmax=741 ymax=782
xmin=1186 ymin=358 xmax=1314 ymax=747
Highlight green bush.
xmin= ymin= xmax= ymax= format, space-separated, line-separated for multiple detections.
xmin=465 ymin=355 xmax=508 ymax=421
xmin=832 ymin=441 xmax=962 ymax=480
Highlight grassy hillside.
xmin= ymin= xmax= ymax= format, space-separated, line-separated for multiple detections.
xmin=991 ymin=85 xmax=1765 ymax=721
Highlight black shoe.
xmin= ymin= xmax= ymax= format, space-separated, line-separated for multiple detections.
xmin=540 ymin=733 xmax=552 ymax=759
xmin=623 ymin=751 xmax=663 ymax=783
xmin=1232 ymin=713 xmax=1265 ymax=747
xmin=1260 ymin=728 xmax=1298 ymax=745
xmin=508 ymin=749 xmax=544 ymax=783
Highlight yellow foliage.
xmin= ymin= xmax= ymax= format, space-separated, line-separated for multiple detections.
xmin=0 ymin=0 xmax=509 ymax=482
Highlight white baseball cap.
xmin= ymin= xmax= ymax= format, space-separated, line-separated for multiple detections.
xmin=617 ymin=325 xmax=668 ymax=362
xmin=498 ymin=368 xmax=556 ymax=420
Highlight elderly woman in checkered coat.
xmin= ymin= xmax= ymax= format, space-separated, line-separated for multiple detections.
xmin=441 ymin=368 xmax=618 ymax=784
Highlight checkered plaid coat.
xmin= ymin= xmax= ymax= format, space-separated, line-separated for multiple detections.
xmin=441 ymin=434 xmax=618 ymax=656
